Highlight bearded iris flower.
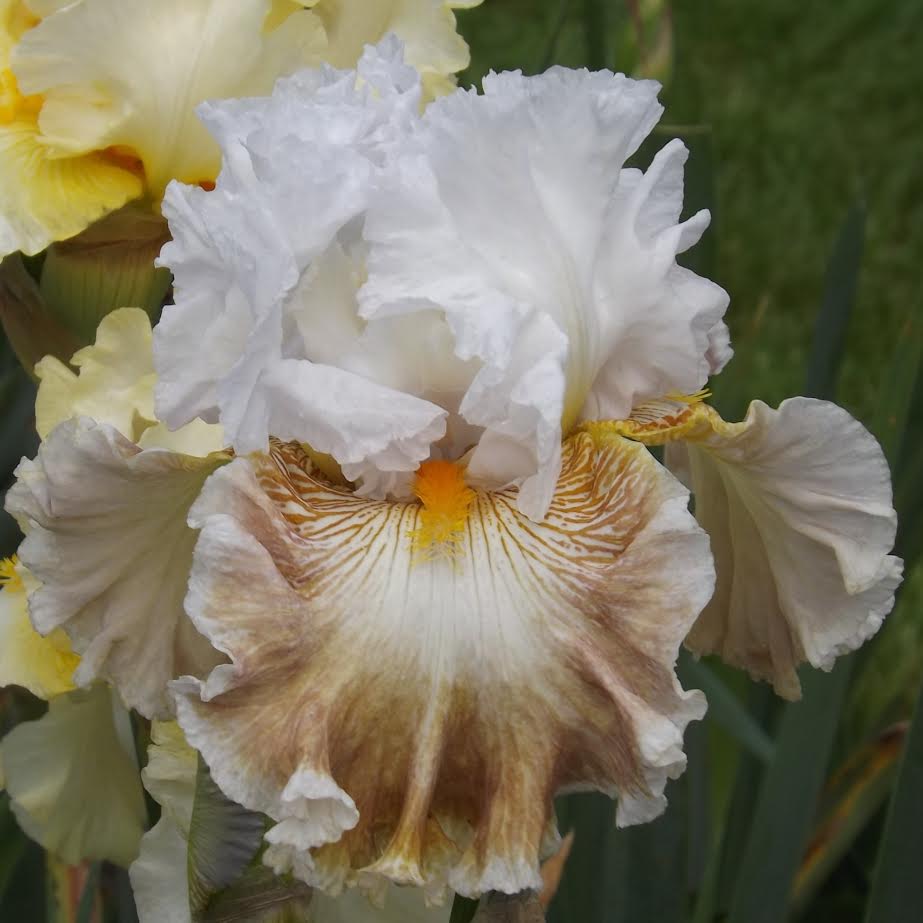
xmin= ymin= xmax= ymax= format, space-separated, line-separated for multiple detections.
xmin=0 ymin=0 xmax=478 ymax=257
xmin=6 ymin=38 xmax=901 ymax=908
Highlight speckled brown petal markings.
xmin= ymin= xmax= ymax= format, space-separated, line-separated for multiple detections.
xmin=172 ymin=432 xmax=713 ymax=899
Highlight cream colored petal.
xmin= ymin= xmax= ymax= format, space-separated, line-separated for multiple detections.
xmin=34 ymin=307 xmax=156 ymax=441
xmin=311 ymin=0 xmax=479 ymax=100
xmin=0 ymin=684 xmax=146 ymax=866
xmin=0 ymin=117 xmax=141 ymax=257
xmin=172 ymin=432 xmax=712 ymax=899
xmin=14 ymin=0 xmax=324 ymax=198
xmin=5 ymin=418 xmax=228 ymax=718
xmin=0 ymin=558 xmax=77 ymax=698
xmin=653 ymin=398 xmax=902 ymax=698
xmin=130 ymin=815 xmax=192 ymax=923
xmin=129 ymin=721 xmax=197 ymax=923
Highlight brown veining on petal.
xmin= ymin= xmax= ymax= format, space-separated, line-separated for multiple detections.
xmin=174 ymin=432 xmax=713 ymax=898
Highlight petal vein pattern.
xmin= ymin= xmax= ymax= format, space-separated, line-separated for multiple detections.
xmin=172 ymin=432 xmax=712 ymax=899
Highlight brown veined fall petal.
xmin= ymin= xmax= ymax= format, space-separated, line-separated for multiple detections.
xmin=591 ymin=395 xmax=903 ymax=699
xmin=172 ymin=430 xmax=713 ymax=901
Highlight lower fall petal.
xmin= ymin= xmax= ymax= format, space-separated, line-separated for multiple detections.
xmin=172 ymin=431 xmax=713 ymax=899
xmin=5 ymin=417 xmax=229 ymax=718
xmin=611 ymin=397 xmax=903 ymax=699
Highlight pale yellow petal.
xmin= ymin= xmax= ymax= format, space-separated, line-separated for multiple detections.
xmin=34 ymin=306 xmax=156 ymax=441
xmin=0 ymin=558 xmax=77 ymax=698
xmin=609 ymin=396 xmax=903 ymax=698
xmin=173 ymin=432 xmax=712 ymax=899
xmin=14 ymin=0 xmax=325 ymax=199
xmin=310 ymin=0 xmax=479 ymax=99
xmin=0 ymin=684 xmax=146 ymax=865
xmin=0 ymin=117 xmax=141 ymax=257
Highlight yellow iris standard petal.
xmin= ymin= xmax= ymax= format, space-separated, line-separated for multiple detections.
xmin=172 ymin=431 xmax=713 ymax=899
xmin=603 ymin=396 xmax=902 ymax=698
xmin=0 ymin=556 xmax=77 ymax=699
xmin=34 ymin=306 xmax=157 ymax=441
xmin=0 ymin=116 xmax=142 ymax=256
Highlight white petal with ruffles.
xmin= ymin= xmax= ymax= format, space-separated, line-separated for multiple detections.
xmin=664 ymin=398 xmax=902 ymax=698
xmin=5 ymin=418 xmax=228 ymax=717
xmin=172 ymin=431 xmax=711 ymax=899
xmin=155 ymin=42 xmax=448 ymax=482
xmin=359 ymin=68 xmax=728 ymax=518
xmin=156 ymin=48 xmax=727 ymax=514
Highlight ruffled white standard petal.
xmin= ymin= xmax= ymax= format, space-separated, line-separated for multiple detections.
xmin=5 ymin=418 xmax=228 ymax=717
xmin=13 ymin=0 xmax=325 ymax=197
xmin=155 ymin=41 xmax=447 ymax=484
xmin=157 ymin=52 xmax=727 ymax=517
xmin=172 ymin=432 xmax=711 ymax=899
xmin=0 ymin=685 xmax=146 ymax=865
xmin=657 ymin=398 xmax=902 ymax=698
xmin=360 ymin=68 xmax=728 ymax=518
xmin=0 ymin=558 xmax=77 ymax=698
xmin=34 ymin=307 xmax=156 ymax=441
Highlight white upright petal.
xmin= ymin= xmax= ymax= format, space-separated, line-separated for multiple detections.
xmin=157 ymin=49 xmax=727 ymax=517
xmin=5 ymin=418 xmax=228 ymax=717
xmin=662 ymin=398 xmax=902 ymax=698
xmin=0 ymin=685 xmax=146 ymax=866
xmin=156 ymin=41 xmax=446 ymax=480
xmin=360 ymin=68 xmax=728 ymax=517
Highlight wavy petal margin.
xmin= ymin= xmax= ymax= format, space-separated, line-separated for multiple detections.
xmin=5 ymin=418 xmax=229 ymax=717
xmin=599 ymin=396 xmax=903 ymax=699
xmin=172 ymin=431 xmax=712 ymax=899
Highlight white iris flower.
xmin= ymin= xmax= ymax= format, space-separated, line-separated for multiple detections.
xmin=6 ymin=39 xmax=901 ymax=905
